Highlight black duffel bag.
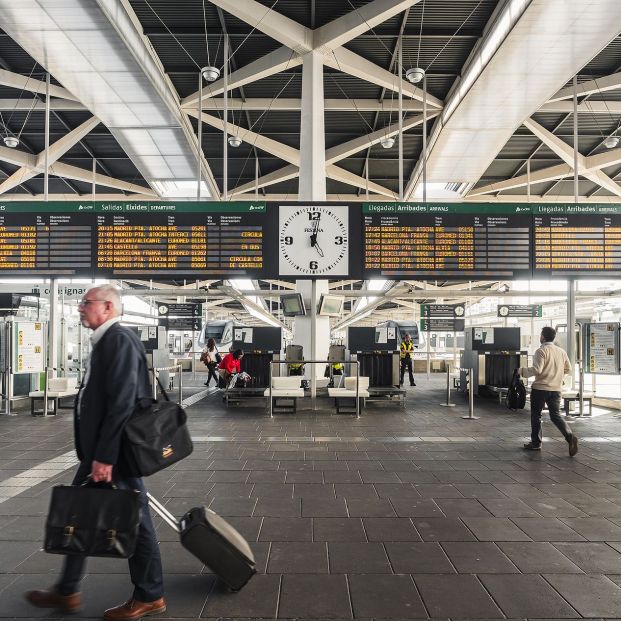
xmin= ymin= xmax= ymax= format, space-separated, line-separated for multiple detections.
xmin=45 ymin=481 xmax=141 ymax=558
xmin=120 ymin=378 xmax=193 ymax=477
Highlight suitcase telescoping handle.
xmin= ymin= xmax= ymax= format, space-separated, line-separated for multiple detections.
xmin=146 ymin=492 xmax=181 ymax=534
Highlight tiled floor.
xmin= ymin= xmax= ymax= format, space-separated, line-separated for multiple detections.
xmin=2 ymin=376 xmax=621 ymax=619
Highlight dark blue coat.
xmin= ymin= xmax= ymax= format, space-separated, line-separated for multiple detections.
xmin=74 ymin=323 xmax=152 ymax=474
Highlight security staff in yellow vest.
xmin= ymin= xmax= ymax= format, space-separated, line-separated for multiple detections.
xmin=399 ymin=333 xmax=416 ymax=387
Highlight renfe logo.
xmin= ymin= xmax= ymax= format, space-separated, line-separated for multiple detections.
xmin=162 ymin=445 xmax=174 ymax=459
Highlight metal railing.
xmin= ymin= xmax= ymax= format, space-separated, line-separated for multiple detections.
xmin=440 ymin=362 xmax=455 ymax=408
xmin=268 ymin=359 xmax=360 ymax=419
xmin=151 ymin=364 xmax=183 ymax=404
xmin=459 ymin=367 xmax=479 ymax=420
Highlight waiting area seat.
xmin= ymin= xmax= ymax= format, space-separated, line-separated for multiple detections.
xmin=264 ymin=376 xmax=304 ymax=413
xmin=562 ymin=390 xmax=594 ymax=416
xmin=328 ymin=376 xmax=370 ymax=414
xmin=29 ymin=377 xmax=78 ymax=416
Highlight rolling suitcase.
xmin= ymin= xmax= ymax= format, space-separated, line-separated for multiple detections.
xmin=147 ymin=493 xmax=256 ymax=591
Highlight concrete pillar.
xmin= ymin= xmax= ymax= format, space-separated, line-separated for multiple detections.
xmin=295 ymin=51 xmax=328 ymax=398
xmin=567 ymin=278 xmax=576 ymax=389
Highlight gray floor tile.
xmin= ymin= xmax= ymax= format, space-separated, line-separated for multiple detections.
xmin=259 ymin=517 xmax=313 ymax=541
xmin=544 ymin=574 xmax=621 ymax=618
xmin=203 ymin=574 xmax=279 ymax=618
xmin=510 ymin=518 xmax=586 ymax=541
xmin=413 ymin=484 xmax=464 ymax=498
xmin=278 ymin=574 xmax=351 ymax=619
xmin=498 ymin=542 xmax=583 ymax=573
xmin=328 ymin=542 xmax=392 ymax=573
xmin=334 ymin=484 xmax=379 ymax=499
xmin=442 ymin=542 xmax=519 ymax=573
xmin=554 ymin=542 xmax=621 ymax=572
xmin=391 ymin=499 xmax=444 ymax=518
xmin=345 ymin=498 xmax=396 ymax=517
xmin=253 ymin=498 xmax=301 ymax=517
xmin=478 ymin=497 xmax=543 ymax=517
xmin=522 ymin=498 xmax=589 ymax=518
xmin=412 ymin=518 xmax=477 ymax=541
xmin=434 ymin=498 xmax=493 ymax=517
xmin=349 ymin=574 xmax=427 ymax=618
xmin=453 ymin=484 xmax=508 ymax=499
xmin=301 ymin=497 xmax=348 ymax=517
xmin=479 ymin=574 xmax=579 ymax=618
xmin=208 ymin=496 xmax=257 ymax=517
xmin=363 ymin=518 xmax=422 ymax=542
xmin=560 ymin=517 xmax=621 ymax=541
xmin=414 ymin=574 xmax=503 ymax=618
xmin=461 ymin=517 xmax=532 ymax=541
xmin=313 ymin=517 xmax=367 ymax=542
xmin=374 ymin=483 xmax=421 ymax=499
xmin=267 ymin=542 xmax=329 ymax=574
xmin=385 ymin=542 xmax=455 ymax=573
xmin=323 ymin=471 xmax=363 ymax=484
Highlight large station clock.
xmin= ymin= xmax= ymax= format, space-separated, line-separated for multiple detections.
xmin=278 ymin=205 xmax=349 ymax=276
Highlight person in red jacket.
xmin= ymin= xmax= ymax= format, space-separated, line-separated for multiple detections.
xmin=219 ymin=349 xmax=243 ymax=385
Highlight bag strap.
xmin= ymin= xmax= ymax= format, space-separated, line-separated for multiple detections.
xmin=154 ymin=374 xmax=171 ymax=402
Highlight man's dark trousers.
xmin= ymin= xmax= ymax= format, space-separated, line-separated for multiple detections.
xmin=530 ymin=388 xmax=572 ymax=445
xmin=56 ymin=462 xmax=164 ymax=601
xmin=400 ymin=357 xmax=415 ymax=386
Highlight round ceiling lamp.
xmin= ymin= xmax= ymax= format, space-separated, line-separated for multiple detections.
xmin=3 ymin=135 xmax=19 ymax=148
xmin=604 ymin=135 xmax=620 ymax=149
xmin=201 ymin=66 xmax=220 ymax=82
xmin=380 ymin=136 xmax=395 ymax=149
xmin=405 ymin=67 xmax=425 ymax=84
xmin=228 ymin=135 xmax=242 ymax=148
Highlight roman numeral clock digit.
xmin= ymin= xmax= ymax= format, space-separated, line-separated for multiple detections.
xmin=278 ymin=205 xmax=350 ymax=277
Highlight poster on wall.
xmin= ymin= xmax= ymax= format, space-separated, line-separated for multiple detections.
xmin=14 ymin=321 xmax=45 ymax=373
xmin=584 ymin=323 xmax=620 ymax=375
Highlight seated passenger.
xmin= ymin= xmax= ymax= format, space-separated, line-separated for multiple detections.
xmin=219 ymin=349 xmax=243 ymax=388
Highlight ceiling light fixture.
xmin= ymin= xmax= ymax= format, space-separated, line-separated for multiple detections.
xmin=3 ymin=135 xmax=19 ymax=148
xmin=380 ymin=136 xmax=395 ymax=149
xmin=228 ymin=135 xmax=242 ymax=148
xmin=604 ymin=135 xmax=619 ymax=149
xmin=405 ymin=67 xmax=425 ymax=84
xmin=201 ymin=66 xmax=220 ymax=82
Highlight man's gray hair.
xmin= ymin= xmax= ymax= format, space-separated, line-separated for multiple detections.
xmin=90 ymin=284 xmax=122 ymax=315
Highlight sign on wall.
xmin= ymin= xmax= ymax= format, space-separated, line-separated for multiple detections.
xmin=14 ymin=321 xmax=45 ymax=373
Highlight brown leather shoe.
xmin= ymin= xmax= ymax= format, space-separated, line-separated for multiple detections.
xmin=103 ymin=597 xmax=166 ymax=621
xmin=25 ymin=588 xmax=81 ymax=614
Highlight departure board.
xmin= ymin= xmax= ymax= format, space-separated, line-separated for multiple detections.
xmin=362 ymin=204 xmax=531 ymax=278
xmin=0 ymin=201 xmax=270 ymax=277
xmin=0 ymin=207 xmax=94 ymax=275
xmin=533 ymin=205 xmax=621 ymax=275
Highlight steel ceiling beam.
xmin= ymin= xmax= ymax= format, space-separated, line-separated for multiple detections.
xmin=549 ymin=71 xmax=621 ymax=102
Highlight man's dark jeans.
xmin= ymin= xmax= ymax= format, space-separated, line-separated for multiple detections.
xmin=530 ymin=388 xmax=572 ymax=445
xmin=57 ymin=462 xmax=164 ymax=602
xmin=400 ymin=358 xmax=415 ymax=386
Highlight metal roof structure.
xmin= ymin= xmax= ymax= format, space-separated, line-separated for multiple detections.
xmin=0 ymin=1 xmax=618 ymax=202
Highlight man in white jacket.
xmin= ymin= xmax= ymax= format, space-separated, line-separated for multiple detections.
xmin=519 ymin=326 xmax=578 ymax=456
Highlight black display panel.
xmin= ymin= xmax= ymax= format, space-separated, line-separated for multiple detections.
xmin=533 ymin=205 xmax=621 ymax=276
xmin=362 ymin=203 xmax=531 ymax=278
xmin=0 ymin=208 xmax=94 ymax=275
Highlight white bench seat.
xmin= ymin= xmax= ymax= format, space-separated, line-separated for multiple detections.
xmin=265 ymin=377 xmax=304 ymax=413
xmin=29 ymin=378 xmax=78 ymax=416
xmin=329 ymin=377 xmax=370 ymax=414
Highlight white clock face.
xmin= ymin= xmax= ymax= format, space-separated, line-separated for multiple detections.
xmin=279 ymin=205 xmax=349 ymax=276
xmin=499 ymin=306 xmax=509 ymax=317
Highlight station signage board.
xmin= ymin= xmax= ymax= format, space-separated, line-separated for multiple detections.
xmin=421 ymin=318 xmax=465 ymax=332
xmin=497 ymin=304 xmax=542 ymax=318
xmin=159 ymin=317 xmax=202 ymax=331
xmin=157 ymin=303 xmax=201 ymax=317
xmin=421 ymin=304 xmax=465 ymax=318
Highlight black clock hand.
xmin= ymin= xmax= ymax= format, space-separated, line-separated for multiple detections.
xmin=314 ymin=241 xmax=324 ymax=257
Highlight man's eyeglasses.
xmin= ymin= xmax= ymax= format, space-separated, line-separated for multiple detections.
xmin=78 ymin=298 xmax=107 ymax=307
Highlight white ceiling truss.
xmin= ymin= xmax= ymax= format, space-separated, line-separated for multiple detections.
xmin=0 ymin=1 xmax=618 ymax=204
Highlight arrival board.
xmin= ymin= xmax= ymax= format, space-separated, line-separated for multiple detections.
xmin=362 ymin=204 xmax=531 ymax=278
xmin=533 ymin=205 xmax=621 ymax=275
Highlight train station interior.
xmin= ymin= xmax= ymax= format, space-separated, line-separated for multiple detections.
xmin=3 ymin=1 xmax=621 ymax=620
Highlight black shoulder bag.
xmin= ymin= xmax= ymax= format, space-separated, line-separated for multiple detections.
xmin=120 ymin=376 xmax=193 ymax=477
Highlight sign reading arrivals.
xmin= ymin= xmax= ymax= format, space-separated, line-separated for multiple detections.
xmin=497 ymin=304 xmax=542 ymax=318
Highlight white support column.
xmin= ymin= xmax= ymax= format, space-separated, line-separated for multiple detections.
xmin=299 ymin=51 xmax=327 ymax=201
xmin=296 ymin=50 xmax=328 ymax=407
xmin=44 ymin=72 xmax=50 ymax=201
xmin=49 ymin=279 xmax=59 ymax=378
xmin=567 ymin=279 xmax=576 ymax=390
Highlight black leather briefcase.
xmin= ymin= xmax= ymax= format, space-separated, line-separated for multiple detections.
xmin=121 ymin=379 xmax=193 ymax=477
xmin=44 ymin=483 xmax=141 ymax=558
